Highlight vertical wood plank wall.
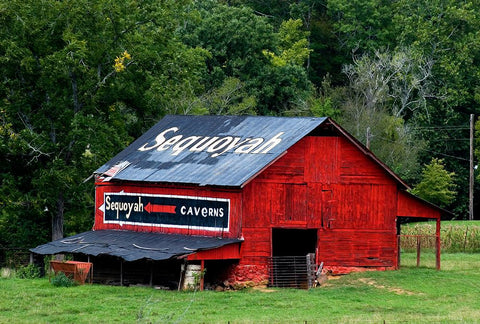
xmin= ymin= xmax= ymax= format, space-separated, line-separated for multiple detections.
xmin=240 ymin=135 xmax=401 ymax=269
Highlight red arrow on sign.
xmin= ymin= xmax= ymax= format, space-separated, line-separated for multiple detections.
xmin=144 ymin=203 xmax=176 ymax=214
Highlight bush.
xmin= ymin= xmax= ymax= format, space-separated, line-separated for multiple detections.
xmin=51 ymin=272 xmax=77 ymax=287
xmin=16 ymin=264 xmax=41 ymax=279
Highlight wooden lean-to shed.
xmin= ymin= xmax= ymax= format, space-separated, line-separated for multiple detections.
xmin=32 ymin=115 xmax=446 ymax=288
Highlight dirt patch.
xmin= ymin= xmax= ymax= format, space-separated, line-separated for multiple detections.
xmin=251 ymin=285 xmax=276 ymax=293
xmin=358 ymin=278 xmax=421 ymax=296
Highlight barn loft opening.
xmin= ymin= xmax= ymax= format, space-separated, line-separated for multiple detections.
xmin=272 ymin=228 xmax=317 ymax=256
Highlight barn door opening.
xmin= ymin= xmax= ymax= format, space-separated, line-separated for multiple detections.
xmin=269 ymin=229 xmax=317 ymax=288
xmin=272 ymin=228 xmax=317 ymax=256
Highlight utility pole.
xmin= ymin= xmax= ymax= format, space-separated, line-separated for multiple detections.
xmin=469 ymin=114 xmax=474 ymax=220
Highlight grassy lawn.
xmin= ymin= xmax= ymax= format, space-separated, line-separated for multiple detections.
xmin=1 ymin=252 xmax=480 ymax=323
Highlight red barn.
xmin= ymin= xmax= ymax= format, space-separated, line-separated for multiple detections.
xmin=32 ymin=115 xmax=445 ymax=288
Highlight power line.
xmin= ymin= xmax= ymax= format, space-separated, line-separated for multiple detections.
xmin=374 ymin=136 xmax=470 ymax=161
xmin=410 ymin=126 xmax=470 ymax=130
xmin=426 ymin=138 xmax=470 ymax=142
xmin=417 ymin=148 xmax=470 ymax=162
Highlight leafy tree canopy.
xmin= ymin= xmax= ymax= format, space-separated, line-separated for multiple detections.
xmin=410 ymin=158 xmax=457 ymax=208
xmin=0 ymin=0 xmax=207 ymax=245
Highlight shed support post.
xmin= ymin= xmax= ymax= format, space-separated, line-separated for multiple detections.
xmin=436 ymin=218 xmax=441 ymax=270
xmin=120 ymin=260 xmax=124 ymax=286
xmin=416 ymin=236 xmax=421 ymax=267
xmin=149 ymin=262 xmax=153 ymax=287
xmin=397 ymin=235 xmax=401 ymax=269
xmin=200 ymin=260 xmax=205 ymax=291
xmin=87 ymin=256 xmax=92 ymax=284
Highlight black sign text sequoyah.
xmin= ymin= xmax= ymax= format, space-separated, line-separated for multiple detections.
xmin=103 ymin=193 xmax=229 ymax=230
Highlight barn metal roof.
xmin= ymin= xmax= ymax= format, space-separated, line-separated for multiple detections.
xmin=94 ymin=115 xmax=328 ymax=187
xmin=30 ymin=230 xmax=242 ymax=262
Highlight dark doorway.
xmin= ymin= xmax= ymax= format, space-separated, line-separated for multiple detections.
xmin=272 ymin=228 xmax=317 ymax=256
xmin=270 ymin=229 xmax=318 ymax=288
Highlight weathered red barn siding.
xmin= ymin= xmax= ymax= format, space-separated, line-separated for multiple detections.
xmin=397 ymin=191 xmax=441 ymax=219
xmin=94 ymin=182 xmax=243 ymax=239
xmin=234 ymin=135 xmax=401 ymax=280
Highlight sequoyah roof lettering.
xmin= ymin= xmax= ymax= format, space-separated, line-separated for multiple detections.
xmin=138 ymin=126 xmax=284 ymax=157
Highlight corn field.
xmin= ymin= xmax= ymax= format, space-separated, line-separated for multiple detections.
xmin=400 ymin=221 xmax=480 ymax=253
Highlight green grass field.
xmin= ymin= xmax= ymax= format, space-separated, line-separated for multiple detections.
xmin=1 ymin=252 xmax=479 ymax=323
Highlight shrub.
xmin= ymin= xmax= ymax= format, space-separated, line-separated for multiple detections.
xmin=51 ymin=272 xmax=77 ymax=287
xmin=16 ymin=264 xmax=41 ymax=279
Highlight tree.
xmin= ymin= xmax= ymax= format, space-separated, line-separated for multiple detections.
xmin=327 ymin=0 xmax=395 ymax=53
xmin=262 ymin=19 xmax=312 ymax=67
xmin=410 ymin=158 xmax=457 ymax=208
xmin=0 ymin=0 xmax=206 ymax=246
xmin=337 ymin=49 xmax=438 ymax=181
xmin=391 ymin=0 xmax=480 ymax=111
xmin=183 ymin=77 xmax=257 ymax=116
xmin=180 ymin=2 xmax=315 ymax=115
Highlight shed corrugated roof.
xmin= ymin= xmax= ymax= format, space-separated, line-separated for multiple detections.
xmin=95 ymin=115 xmax=327 ymax=187
xmin=30 ymin=230 xmax=242 ymax=262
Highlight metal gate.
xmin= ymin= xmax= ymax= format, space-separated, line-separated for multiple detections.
xmin=268 ymin=253 xmax=316 ymax=289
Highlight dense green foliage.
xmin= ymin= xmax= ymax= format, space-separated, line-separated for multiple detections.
xmin=50 ymin=271 xmax=77 ymax=287
xmin=16 ymin=264 xmax=42 ymax=279
xmin=1 ymin=252 xmax=480 ymax=322
xmin=410 ymin=158 xmax=457 ymax=208
xmin=1 ymin=0 xmax=479 ymax=251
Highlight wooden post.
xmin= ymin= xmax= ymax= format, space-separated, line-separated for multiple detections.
xmin=120 ymin=260 xmax=124 ymax=286
xmin=416 ymin=236 xmax=421 ymax=267
xmin=200 ymin=260 xmax=205 ymax=291
xmin=90 ymin=263 xmax=93 ymax=284
xmin=469 ymin=113 xmax=475 ymax=221
xmin=87 ymin=255 xmax=92 ymax=283
xmin=149 ymin=262 xmax=153 ymax=287
xmin=436 ymin=218 xmax=441 ymax=270
xmin=397 ymin=235 xmax=401 ymax=269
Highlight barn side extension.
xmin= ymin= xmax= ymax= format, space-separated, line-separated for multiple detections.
xmin=31 ymin=116 xmax=448 ymax=289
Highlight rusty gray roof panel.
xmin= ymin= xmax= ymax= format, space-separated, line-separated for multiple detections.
xmin=94 ymin=115 xmax=327 ymax=186
xmin=30 ymin=230 xmax=242 ymax=261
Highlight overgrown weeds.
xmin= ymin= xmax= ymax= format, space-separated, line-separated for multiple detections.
xmin=50 ymin=271 xmax=77 ymax=287
xmin=401 ymin=221 xmax=480 ymax=253
xmin=16 ymin=264 xmax=41 ymax=279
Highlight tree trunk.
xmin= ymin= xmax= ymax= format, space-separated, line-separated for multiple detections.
xmin=52 ymin=192 xmax=65 ymax=241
